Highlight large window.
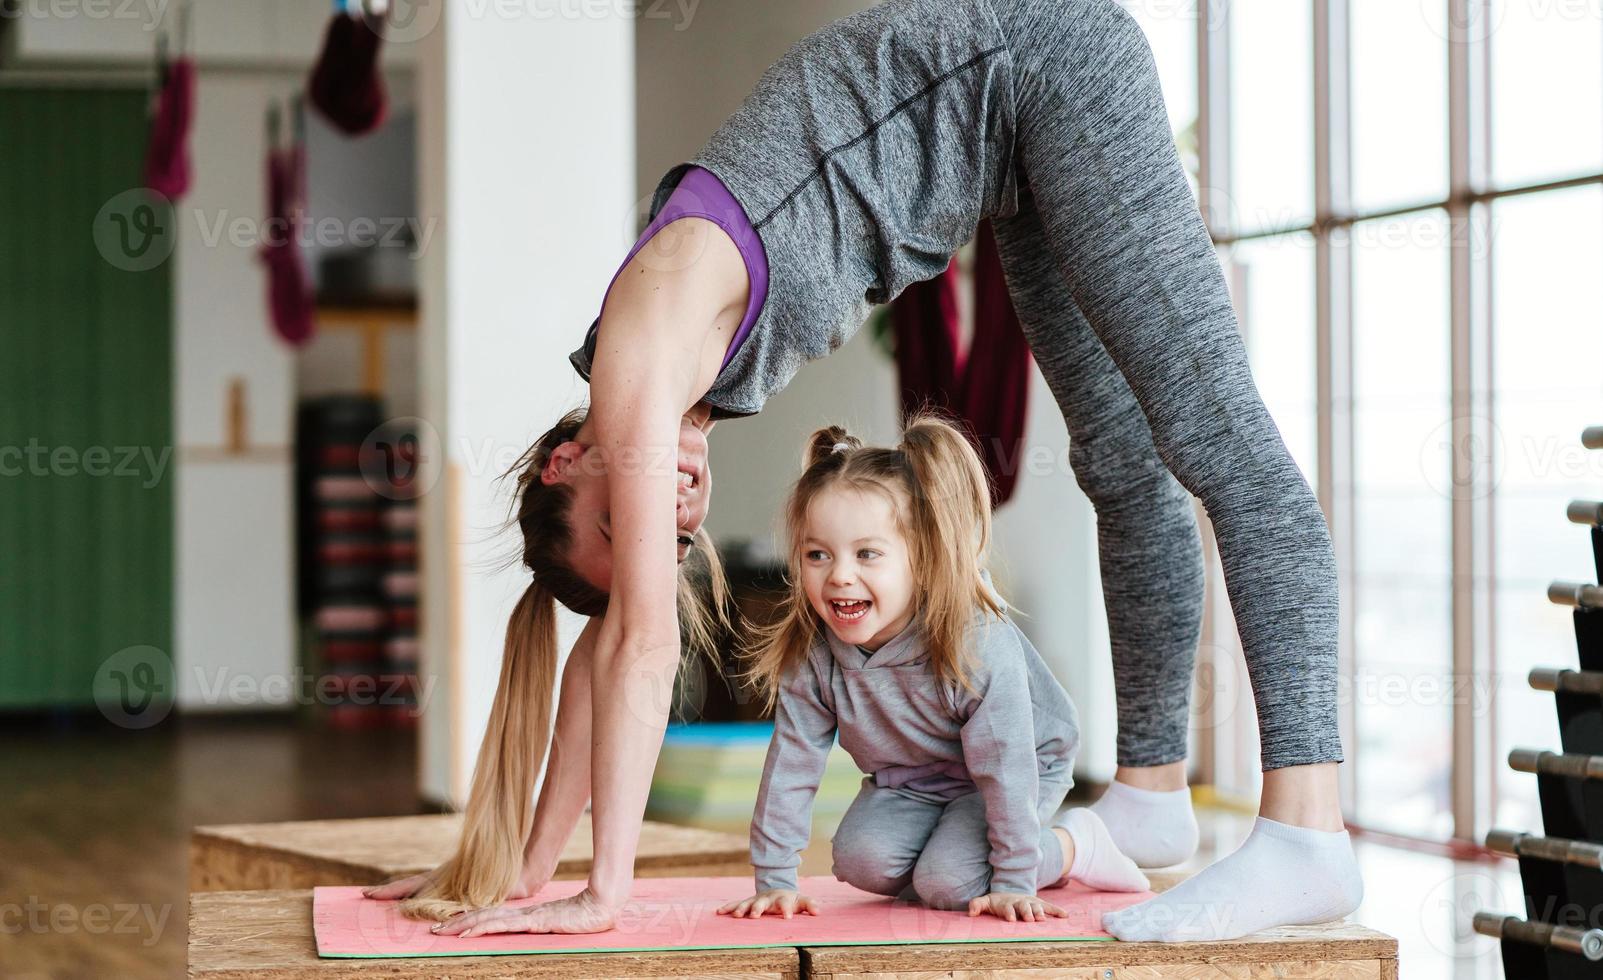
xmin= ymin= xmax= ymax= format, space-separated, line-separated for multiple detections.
xmin=1183 ymin=0 xmax=1603 ymax=844
xmin=1489 ymin=186 xmax=1603 ymax=832
xmin=1350 ymin=212 xmax=1453 ymax=838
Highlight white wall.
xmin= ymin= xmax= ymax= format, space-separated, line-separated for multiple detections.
xmin=171 ymin=70 xmax=300 ymax=709
xmin=635 ymin=0 xmax=1117 ymax=778
xmin=416 ymin=1 xmax=635 ymax=807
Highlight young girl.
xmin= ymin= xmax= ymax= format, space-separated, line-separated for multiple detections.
xmin=716 ymin=417 xmax=1148 ymax=923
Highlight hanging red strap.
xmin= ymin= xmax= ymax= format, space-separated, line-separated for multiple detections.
xmin=143 ymin=56 xmax=196 ymax=200
xmin=308 ymin=6 xmax=388 ymax=136
xmin=260 ymin=142 xmax=316 ymax=347
xmin=891 ymin=219 xmax=1033 ymax=506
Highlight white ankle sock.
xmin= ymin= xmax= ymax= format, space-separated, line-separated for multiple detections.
xmin=1053 ymin=808 xmax=1150 ymax=893
xmin=1101 ymin=816 xmax=1364 ymax=942
xmin=1088 ymin=780 xmax=1199 ymax=868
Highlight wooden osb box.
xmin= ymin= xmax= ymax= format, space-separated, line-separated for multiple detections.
xmin=801 ymin=919 xmax=1398 ymax=978
xmin=188 ymin=889 xmax=800 ymax=979
xmin=190 ymin=814 xmax=750 ymax=892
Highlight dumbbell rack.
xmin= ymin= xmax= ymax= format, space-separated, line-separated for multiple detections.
xmin=1479 ymin=426 xmax=1603 ymax=978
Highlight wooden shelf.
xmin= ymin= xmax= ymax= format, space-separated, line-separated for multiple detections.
xmin=313 ymin=305 xmax=418 ymax=398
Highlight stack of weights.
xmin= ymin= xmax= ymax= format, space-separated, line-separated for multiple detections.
xmin=296 ymin=396 xmax=413 ymax=730
xmin=376 ymin=425 xmax=420 ymax=727
xmin=379 ymin=487 xmax=419 ymax=724
xmin=1477 ymin=426 xmax=1603 ymax=978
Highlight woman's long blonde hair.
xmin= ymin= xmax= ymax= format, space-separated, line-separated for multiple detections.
xmin=738 ymin=412 xmax=1005 ymax=714
xmin=400 ymin=406 xmax=731 ymax=921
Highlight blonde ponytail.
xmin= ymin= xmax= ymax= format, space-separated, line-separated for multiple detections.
xmin=899 ymin=413 xmax=1004 ymax=696
xmin=401 ymin=581 xmax=560 ymax=920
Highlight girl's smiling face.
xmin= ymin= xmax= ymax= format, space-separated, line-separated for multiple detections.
xmin=800 ymin=484 xmax=917 ymax=651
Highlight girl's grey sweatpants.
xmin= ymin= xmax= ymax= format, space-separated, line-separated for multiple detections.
xmin=829 ymin=776 xmax=1072 ymax=909
xmin=987 ymin=0 xmax=1342 ymax=770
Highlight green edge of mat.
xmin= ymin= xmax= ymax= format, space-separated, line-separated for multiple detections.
xmin=319 ymin=935 xmax=1116 ymax=959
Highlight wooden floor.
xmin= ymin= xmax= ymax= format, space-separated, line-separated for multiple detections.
xmin=0 ymin=715 xmax=421 ymax=979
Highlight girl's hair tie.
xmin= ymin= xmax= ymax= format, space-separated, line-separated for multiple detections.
xmin=832 ymin=441 xmax=851 ymax=453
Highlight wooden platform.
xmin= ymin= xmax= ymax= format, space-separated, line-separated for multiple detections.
xmin=188 ymin=889 xmax=800 ymax=979
xmin=803 ymin=874 xmax=1397 ymax=978
xmin=801 ymin=920 xmax=1399 ymax=978
xmin=190 ymin=814 xmax=750 ymax=892
xmin=188 ymin=881 xmax=1397 ymax=979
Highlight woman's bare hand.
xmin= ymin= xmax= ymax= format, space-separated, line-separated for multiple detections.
xmin=430 ymin=887 xmax=616 ymax=937
xmin=362 ymin=870 xmax=435 ymax=901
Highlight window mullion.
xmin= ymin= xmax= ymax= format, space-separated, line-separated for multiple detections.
xmin=1315 ymin=0 xmax=1357 ymax=818
xmin=1447 ymin=0 xmax=1496 ymax=843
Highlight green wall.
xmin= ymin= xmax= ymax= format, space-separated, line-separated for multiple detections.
xmin=0 ymin=87 xmax=174 ymax=710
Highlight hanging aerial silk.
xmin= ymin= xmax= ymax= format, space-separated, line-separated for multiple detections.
xmin=308 ymin=0 xmax=387 ymax=136
xmin=891 ymin=220 xmax=1033 ymax=506
xmin=143 ymin=56 xmax=195 ymax=200
xmin=260 ymin=108 xmax=315 ymax=347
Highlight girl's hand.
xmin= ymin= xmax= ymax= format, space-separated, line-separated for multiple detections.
xmin=966 ymin=892 xmax=1067 ymax=922
xmin=716 ymin=888 xmax=821 ymax=919
xmin=430 ymin=887 xmax=616 ymax=937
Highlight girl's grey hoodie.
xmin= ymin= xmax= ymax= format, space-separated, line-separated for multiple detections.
xmin=750 ymin=604 xmax=1082 ymax=896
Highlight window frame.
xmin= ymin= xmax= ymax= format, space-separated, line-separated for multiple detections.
xmin=1191 ymin=0 xmax=1603 ymax=845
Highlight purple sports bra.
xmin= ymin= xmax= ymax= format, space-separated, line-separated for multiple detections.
xmin=584 ymin=165 xmax=770 ymax=372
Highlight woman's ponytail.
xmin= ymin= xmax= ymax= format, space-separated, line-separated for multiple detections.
xmin=400 ymin=580 xmax=559 ymax=920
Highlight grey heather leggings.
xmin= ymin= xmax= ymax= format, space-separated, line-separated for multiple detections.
xmin=990 ymin=0 xmax=1343 ymax=770
xmin=830 ymin=777 xmax=1072 ymax=909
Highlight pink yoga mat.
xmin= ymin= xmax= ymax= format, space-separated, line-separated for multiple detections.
xmin=314 ymin=875 xmax=1152 ymax=958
